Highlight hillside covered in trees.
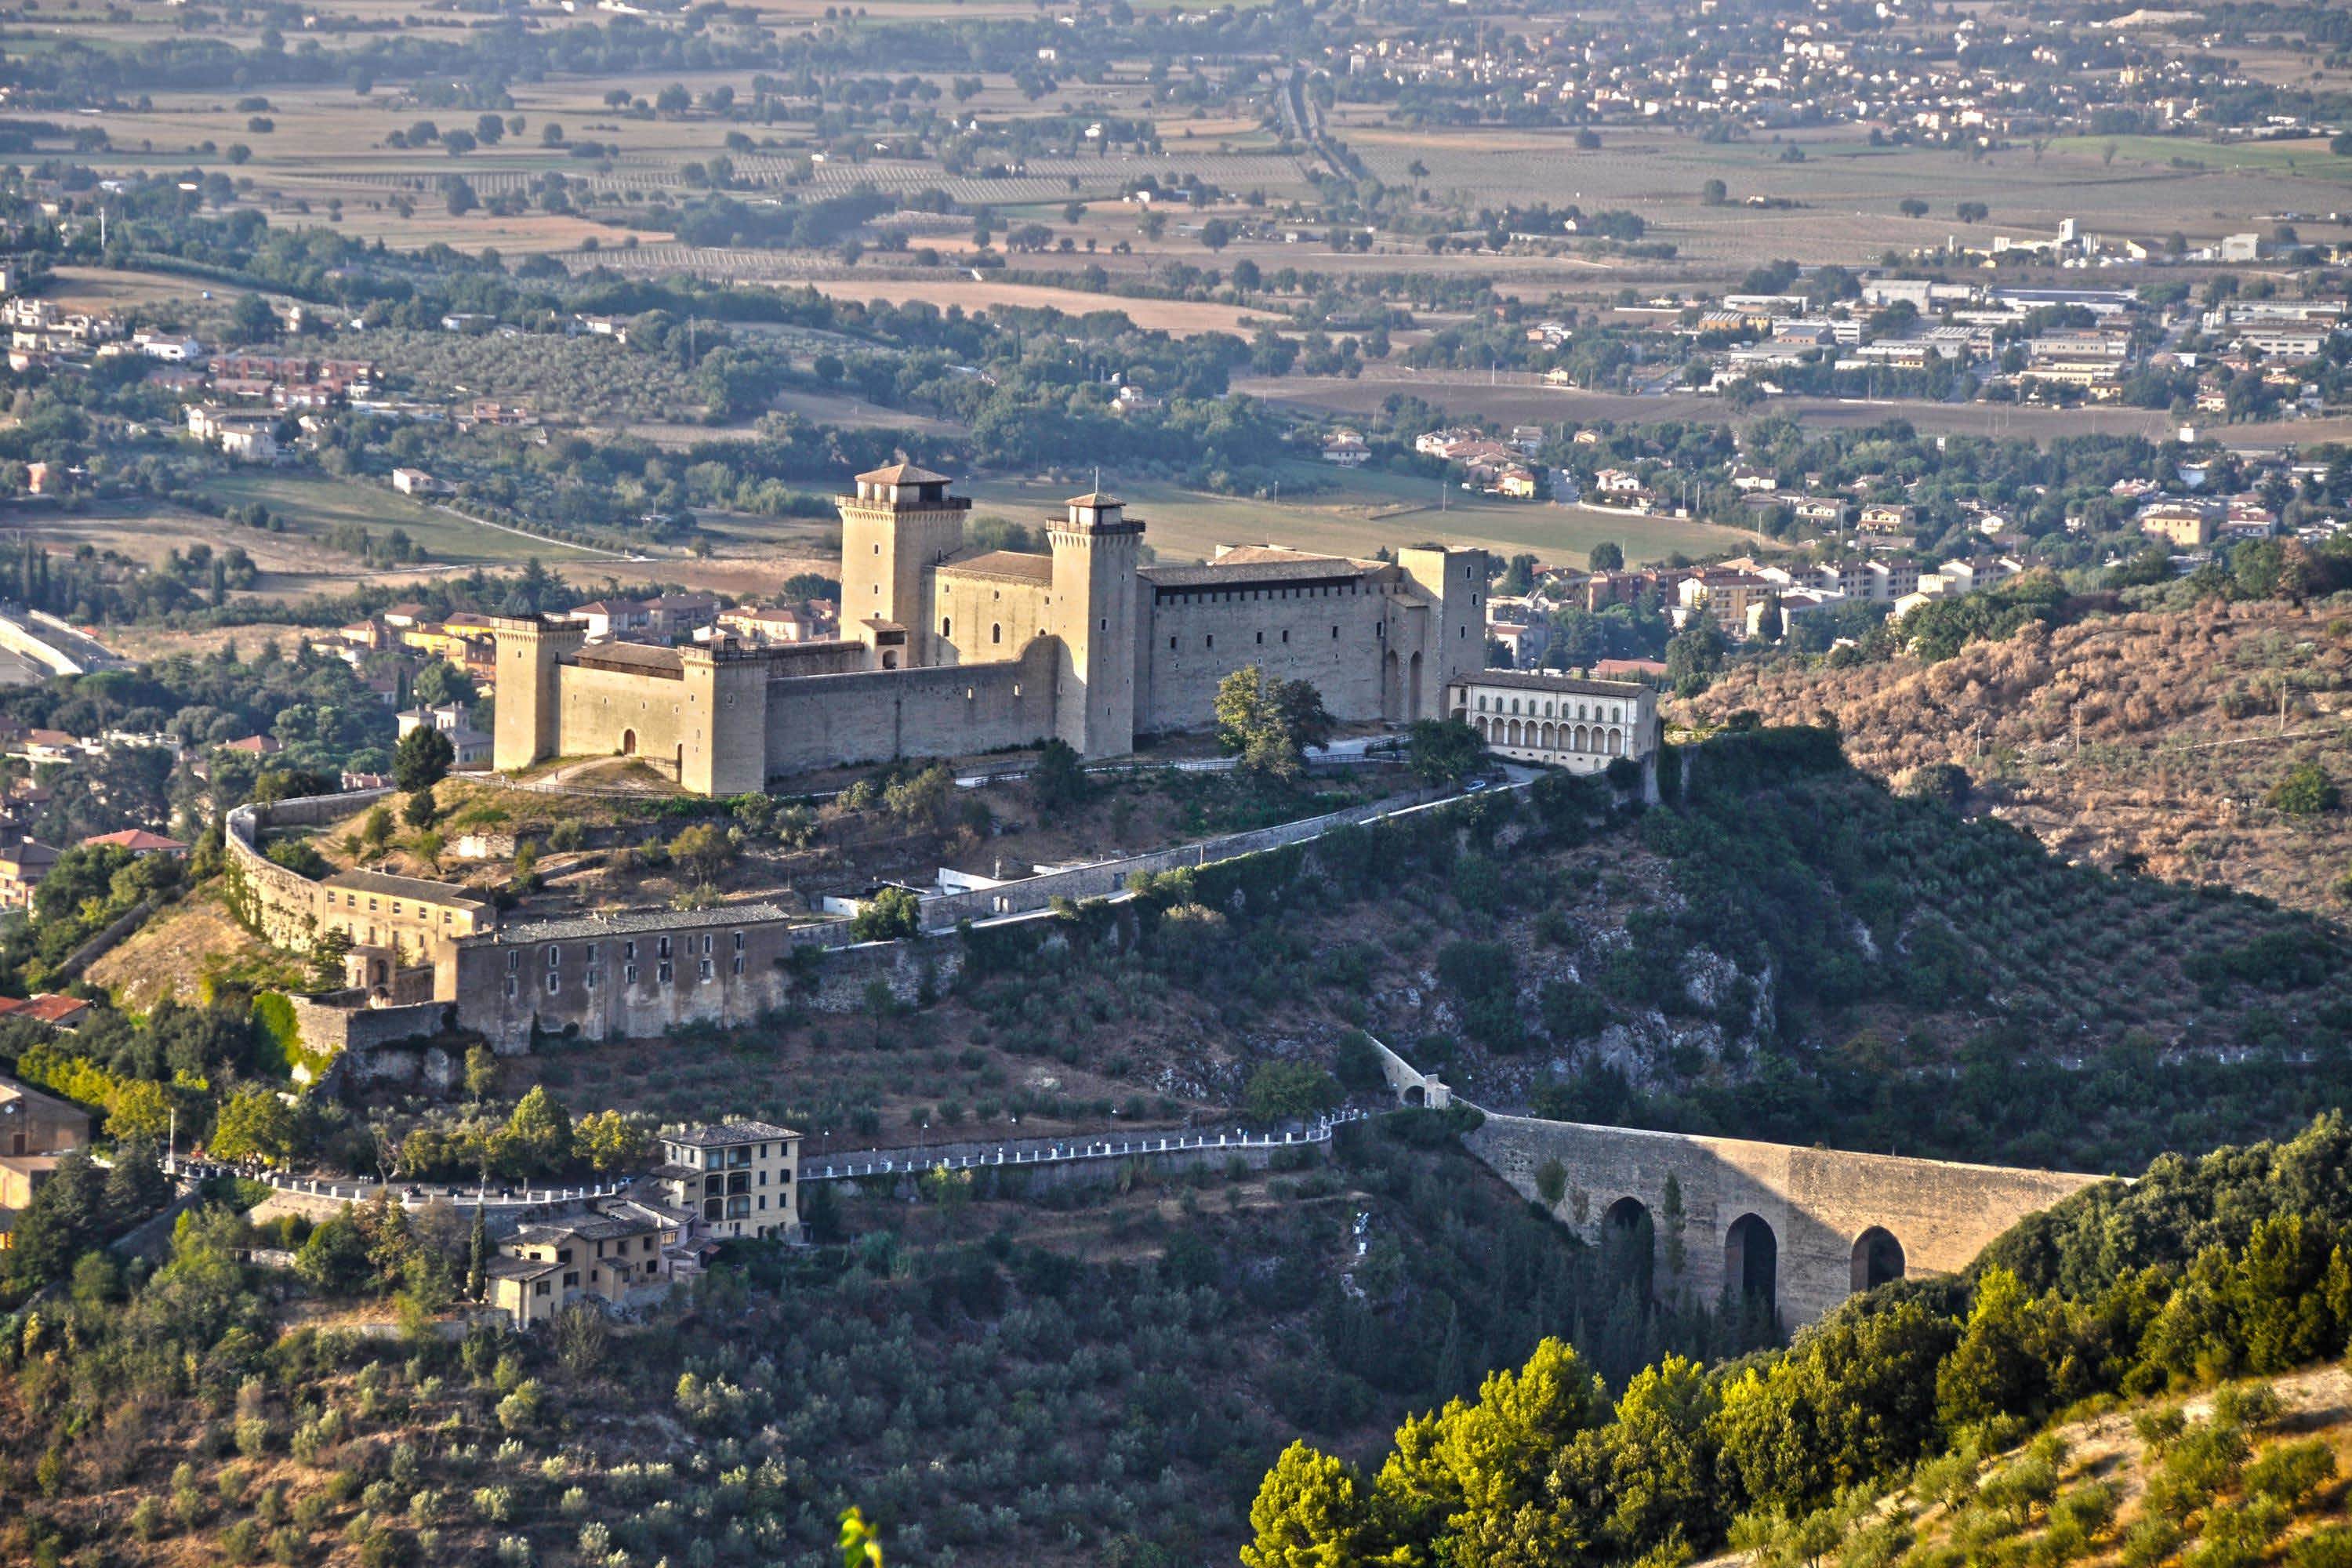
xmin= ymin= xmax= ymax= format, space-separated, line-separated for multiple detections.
xmin=1244 ymin=1113 xmax=2352 ymax=1568
xmin=1004 ymin=727 xmax=2352 ymax=1174
xmin=1679 ymin=600 xmax=2352 ymax=916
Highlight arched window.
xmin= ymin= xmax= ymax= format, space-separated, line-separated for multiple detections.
xmin=991 ymin=623 xmax=1002 ymax=644
xmin=941 ymin=617 xmax=952 ymax=637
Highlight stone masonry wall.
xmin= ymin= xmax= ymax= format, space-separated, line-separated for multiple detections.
xmin=763 ymin=638 xmax=1060 ymax=777
xmin=1465 ymin=1112 xmax=2112 ymax=1326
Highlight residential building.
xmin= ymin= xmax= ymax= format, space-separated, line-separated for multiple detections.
xmin=2139 ymin=499 xmax=2220 ymax=549
xmin=78 ymin=829 xmax=189 ymax=858
xmin=397 ymin=704 xmax=494 ymax=768
xmin=1321 ymin=434 xmax=1371 ymax=467
xmin=1450 ymin=672 xmax=1660 ymax=775
xmin=0 ymin=995 xmax=91 ymax=1029
xmin=485 ymin=1196 xmax=691 ymax=1329
xmin=0 ymin=1073 xmax=91 ymax=1246
xmin=0 ymin=838 xmax=57 ymax=911
xmin=1676 ymin=568 xmax=1778 ymax=637
xmin=655 ymin=1121 xmax=803 ymax=1241
xmin=717 ymin=606 xmax=815 ymax=645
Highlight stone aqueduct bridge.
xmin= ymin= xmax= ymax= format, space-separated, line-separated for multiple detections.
xmin=1465 ymin=1113 xmax=2113 ymax=1327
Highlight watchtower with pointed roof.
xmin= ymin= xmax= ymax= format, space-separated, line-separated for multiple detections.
xmin=838 ymin=462 xmax=969 ymax=667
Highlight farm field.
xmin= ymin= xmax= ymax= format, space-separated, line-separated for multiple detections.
xmin=0 ymin=497 xmax=416 ymax=596
xmin=1336 ymin=121 xmax=2332 ymax=263
xmin=956 ymin=464 xmax=1757 ymax=566
xmin=2045 ymin=132 xmax=2352 ymax=181
xmin=202 ymin=472 xmax=619 ymax=570
xmin=807 ymin=277 xmax=1277 ymax=336
xmin=1236 ymin=372 xmax=2194 ymax=445
xmin=34 ymin=266 xmax=235 ymax=315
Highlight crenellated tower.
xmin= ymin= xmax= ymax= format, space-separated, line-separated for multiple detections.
xmin=836 ymin=462 xmax=970 ymax=667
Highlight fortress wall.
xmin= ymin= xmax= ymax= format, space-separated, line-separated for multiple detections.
xmin=223 ymin=793 xmax=395 ymax=951
xmin=1139 ymin=582 xmax=1390 ymax=731
xmin=1466 ymin=1113 xmax=2112 ymax=1326
xmin=762 ymin=639 xmax=1058 ymax=777
xmin=448 ymin=920 xmax=949 ymax=1051
xmin=931 ymin=575 xmax=1051 ymax=667
xmin=286 ymin=996 xmax=456 ymax=1058
xmin=555 ymin=662 xmax=691 ymax=764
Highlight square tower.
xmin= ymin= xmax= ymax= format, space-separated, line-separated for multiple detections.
xmin=837 ymin=463 xmax=970 ymax=667
xmin=488 ymin=615 xmax=586 ymax=773
xmin=1396 ymin=546 xmax=1490 ymax=721
xmin=1048 ymin=492 xmax=1144 ymax=758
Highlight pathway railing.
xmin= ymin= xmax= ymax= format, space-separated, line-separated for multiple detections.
xmin=800 ymin=1109 xmax=1366 ymax=1182
xmin=201 ymin=1109 xmax=1369 ymax=1208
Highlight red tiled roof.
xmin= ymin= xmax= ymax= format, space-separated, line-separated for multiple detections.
xmin=78 ymin=829 xmax=189 ymax=853
xmin=0 ymin=994 xmax=91 ymax=1025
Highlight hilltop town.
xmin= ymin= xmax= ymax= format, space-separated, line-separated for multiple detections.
xmin=0 ymin=0 xmax=2350 ymax=1562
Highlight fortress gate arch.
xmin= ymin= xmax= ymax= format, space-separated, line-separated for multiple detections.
xmin=1465 ymin=1113 xmax=2110 ymax=1327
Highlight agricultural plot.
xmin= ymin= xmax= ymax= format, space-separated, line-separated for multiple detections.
xmin=202 ymin=472 xmax=613 ymax=569
xmin=956 ymin=466 xmax=1755 ymax=567
xmin=1345 ymin=123 xmax=2336 ymax=265
xmin=365 ymin=328 xmax=712 ymax=427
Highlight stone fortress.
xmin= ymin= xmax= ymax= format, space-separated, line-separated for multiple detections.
xmin=226 ymin=463 xmax=1664 ymax=1061
xmin=491 ymin=463 xmax=1494 ymax=793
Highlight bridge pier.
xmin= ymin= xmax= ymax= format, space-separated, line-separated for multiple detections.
xmin=1465 ymin=1112 xmax=2111 ymax=1328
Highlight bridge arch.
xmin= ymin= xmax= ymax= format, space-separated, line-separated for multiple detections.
xmin=1852 ymin=1226 xmax=1906 ymax=1293
xmin=1601 ymin=1196 xmax=1657 ymax=1300
xmin=1461 ymin=1112 xmax=2111 ymax=1327
xmin=1724 ymin=1212 xmax=1778 ymax=1318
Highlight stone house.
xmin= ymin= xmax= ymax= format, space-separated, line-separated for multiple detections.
xmin=485 ymin=1196 xmax=691 ymax=1329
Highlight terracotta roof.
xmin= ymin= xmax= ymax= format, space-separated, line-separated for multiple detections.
xmin=79 ymin=829 xmax=188 ymax=853
xmin=0 ymin=995 xmax=93 ymax=1025
xmin=1063 ymin=490 xmax=1123 ymax=506
xmin=935 ymin=549 xmax=1054 ymax=585
xmin=857 ymin=461 xmax=950 ymax=485
xmin=1208 ymin=546 xmax=1354 ymax=568
xmin=495 ymin=902 xmax=793 ymax=942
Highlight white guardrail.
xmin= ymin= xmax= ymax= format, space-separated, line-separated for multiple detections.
xmin=209 ymin=1110 xmax=1369 ymax=1207
xmin=801 ymin=1109 xmax=1367 ymax=1182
